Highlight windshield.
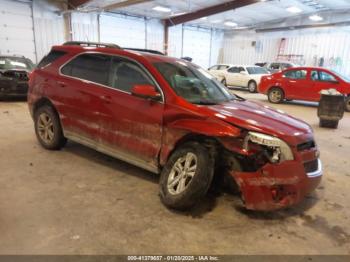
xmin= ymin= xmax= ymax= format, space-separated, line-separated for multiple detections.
xmin=331 ymin=70 xmax=350 ymax=82
xmin=246 ymin=66 xmax=269 ymax=75
xmin=0 ymin=57 xmax=34 ymax=71
xmin=153 ymin=61 xmax=234 ymax=105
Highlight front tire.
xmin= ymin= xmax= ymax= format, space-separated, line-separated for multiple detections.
xmin=159 ymin=142 xmax=215 ymax=210
xmin=268 ymin=87 xmax=284 ymax=104
xmin=248 ymin=80 xmax=257 ymax=93
xmin=34 ymin=105 xmax=67 ymax=150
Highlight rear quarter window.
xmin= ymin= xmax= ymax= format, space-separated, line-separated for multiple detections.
xmin=37 ymin=50 xmax=67 ymax=69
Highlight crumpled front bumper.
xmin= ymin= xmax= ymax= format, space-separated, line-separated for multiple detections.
xmin=231 ymin=158 xmax=322 ymax=211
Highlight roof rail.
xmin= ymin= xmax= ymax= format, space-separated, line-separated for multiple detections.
xmin=63 ymin=41 xmax=121 ymax=49
xmin=124 ymin=48 xmax=165 ymax=56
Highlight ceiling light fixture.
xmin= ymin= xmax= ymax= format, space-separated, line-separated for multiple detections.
xmin=152 ymin=6 xmax=171 ymax=13
xmin=286 ymin=6 xmax=302 ymax=13
xmin=211 ymin=20 xmax=222 ymax=23
xmin=201 ymin=17 xmax=208 ymax=20
xmin=309 ymin=14 xmax=323 ymax=21
xmin=224 ymin=21 xmax=238 ymax=27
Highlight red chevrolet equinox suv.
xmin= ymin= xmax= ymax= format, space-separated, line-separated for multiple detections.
xmin=28 ymin=41 xmax=322 ymax=211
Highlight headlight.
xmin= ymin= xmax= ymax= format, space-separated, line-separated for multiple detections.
xmin=243 ymin=132 xmax=294 ymax=163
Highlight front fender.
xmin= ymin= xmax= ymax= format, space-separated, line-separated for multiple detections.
xmin=159 ymin=118 xmax=241 ymax=166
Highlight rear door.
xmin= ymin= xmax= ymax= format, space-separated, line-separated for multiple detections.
xmin=97 ymin=56 xmax=164 ymax=171
xmin=310 ymin=70 xmax=341 ymax=101
xmin=58 ymin=53 xmax=112 ymax=142
xmin=226 ymin=66 xmax=240 ymax=86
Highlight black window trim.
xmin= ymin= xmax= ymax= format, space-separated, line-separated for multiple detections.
xmin=58 ymin=51 xmax=165 ymax=103
xmin=312 ymin=70 xmax=338 ymax=83
xmin=283 ymin=69 xmax=307 ymax=80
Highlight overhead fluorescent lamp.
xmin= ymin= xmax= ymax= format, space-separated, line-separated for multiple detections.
xmin=286 ymin=6 xmax=302 ymax=13
xmin=211 ymin=20 xmax=222 ymax=23
xmin=152 ymin=6 xmax=171 ymax=12
xmin=309 ymin=14 xmax=323 ymax=21
xmin=201 ymin=16 xmax=208 ymax=20
xmin=224 ymin=21 xmax=238 ymax=27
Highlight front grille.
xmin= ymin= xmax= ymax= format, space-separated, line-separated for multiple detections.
xmin=304 ymin=159 xmax=318 ymax=173
xmin=297 ymin=140 xmax=315 ymax=151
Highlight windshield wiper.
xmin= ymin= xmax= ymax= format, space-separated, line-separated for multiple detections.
xmin=231 ymin=94 xmax=245 ymax=101
xmin=193 ymin=100 xmax=218 ymax=105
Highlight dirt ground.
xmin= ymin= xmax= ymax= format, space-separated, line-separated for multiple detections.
xmin=0 ymin=91 xmax=349 ymax=255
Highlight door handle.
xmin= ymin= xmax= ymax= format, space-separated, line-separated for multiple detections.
xmin=100 ymin=95 xmax=111 ymax=104
xmin=57 ymin=81 xmax=66 ymax=88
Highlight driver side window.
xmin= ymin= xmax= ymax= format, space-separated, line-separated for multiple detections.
xmin=109 ymin=57 xmax=154 ymax=93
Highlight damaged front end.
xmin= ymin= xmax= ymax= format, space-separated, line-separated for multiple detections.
xmin=223 ymin=131 xmax=322 ymax=211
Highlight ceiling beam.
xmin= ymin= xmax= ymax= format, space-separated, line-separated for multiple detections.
xmin=103 ymin=0 xmax=153 ymax=11
xmin=68 ymin=0 xmax=153 ymax=11
xmin=164 ymin=0 xmax=261 ymax=27
xmin=68 ymin=0 xmax=92 ymax=9
xmin=256 ymin=20 xmax=350 ymax=33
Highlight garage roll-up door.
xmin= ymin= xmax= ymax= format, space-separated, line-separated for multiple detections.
xmin=0 ymin=0 xmax=36 ymax=62
xmin=99 ymin=14 xmax=146 ymax=49
xmin=183 ymin=27 xmax=211 ymax=69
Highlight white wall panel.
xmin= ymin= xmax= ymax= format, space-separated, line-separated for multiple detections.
xmin=100 ymin=14 xmax=145 ymax=48
xmin=0 ymin=0 xmax=36 ymax=62
xmin=33 ymin=0 xmax=66 ymax=62
xmin=168 ymin=26 xmax=224 ymax=69
xmin=210 ymin=29 xmax=224 ymax=66
xmin=168 ymin=25 xmax=183 ymax=58
xmin=71 ymin=12 xmax=99 ymax=42
xmin=183 ymin=27 xmax=211 ymax=69
xmin=223 ymin=28 xmax=350 ymax=75
xmin=146 ymin=19 xmax=164 ymax=52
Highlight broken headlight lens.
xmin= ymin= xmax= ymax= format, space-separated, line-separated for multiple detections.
xmin=243 ymin=132 xmax=294 ymax=163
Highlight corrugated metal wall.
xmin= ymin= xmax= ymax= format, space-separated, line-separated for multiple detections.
xmin=168 ymin=25 xmax=224 ymax=69
xmin=222 ymin=28 xmax=350 ymax=75
xmin=71 ymin=12 xmax=99 ymax=42
xmin=100 ymin=13 xmax=146 ymax=48
xmin=32 ymin=0 xmax=66 ymax=62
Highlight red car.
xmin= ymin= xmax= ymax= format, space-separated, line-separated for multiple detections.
xmin=259 ymin=67 xmax=350 ymax=111
xmin=28 ymin=41 xmax=322 ymax=211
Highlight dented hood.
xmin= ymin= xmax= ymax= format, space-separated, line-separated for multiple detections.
xmin=208 ymin=99 xmax=312 ymax=145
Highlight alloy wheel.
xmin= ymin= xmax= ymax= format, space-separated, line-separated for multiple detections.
xmin=167 ymin=152 xmax=197 ymax=195
xmin=270 ymin=90 xmax=282 ymax=103
xmin=37 ymin=112 xmax=55 ymax=144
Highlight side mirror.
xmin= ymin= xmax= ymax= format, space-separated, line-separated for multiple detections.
xmin=131 ymin=84 xmax=161 ymax=101
xmin=240 ymin=71 xmax=248 ymax=75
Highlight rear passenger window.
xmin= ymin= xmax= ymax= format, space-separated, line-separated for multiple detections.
xmin=110 ymin=57 xmax=154 ymax=93
xmin=218 ymin=65 xmax=229 ymax=70
xmin=228 ymin=67 xmax=239 ymax=73
xmin=61 ymin=54 xmax=111 ymax=86
xmin=283 ymin=70 xmax=307 ymax=79
xmin=209 ymin=65 xmax=219 ymax=70
xmin=37 ymin=50 xmax=66 ymax=68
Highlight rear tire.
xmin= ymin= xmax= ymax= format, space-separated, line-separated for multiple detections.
xmin=221 ymin=78 xmax=227 ymax=87
xmin=345 ymin=96 xmax=350 ymax=112
xmin=159 ymin=142 xmax=215 ymax=210
xmin=248 ymin=80 xmax=257 ymax=93
xmin=34 ymin=105 xmax=67 ymax=150
xmin=268 ymin=87 xmax=284 ymax=104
